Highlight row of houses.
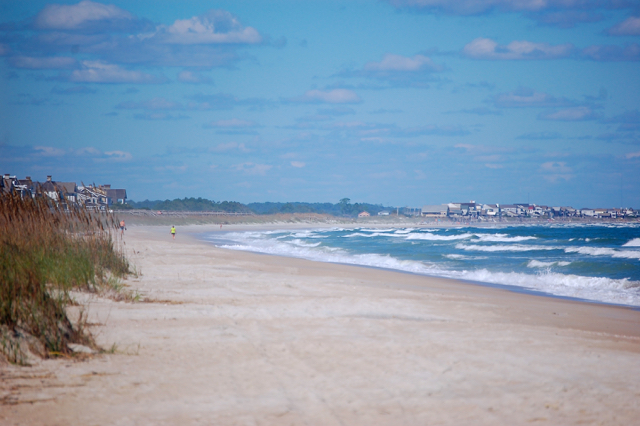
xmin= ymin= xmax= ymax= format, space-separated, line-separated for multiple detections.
xmin=1 ymin=174 xmax=127 ymax=211
xmin=421 ymin=202 xmax=638 ymax=219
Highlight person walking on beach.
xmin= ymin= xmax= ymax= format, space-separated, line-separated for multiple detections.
xmin=170 ymin=225 xmax=176 ymax=240
xmin=120 ymin=220 xmax=126 ymax=236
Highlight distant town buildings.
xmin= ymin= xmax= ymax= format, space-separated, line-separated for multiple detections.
xmin=420 ymin=202 xmax=637 ymax=219
xmin=1 ymin=174 xmax=126 ymax=212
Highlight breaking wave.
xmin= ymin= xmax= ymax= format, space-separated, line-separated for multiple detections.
xmin=564 ymin=246 xmax=640 ymax=260
xmin=456 ymin=244 xmax=560 ymax=252
xmin=527 ymin=260 xmax=572 ymax=268
xmin=204 ymin=224 xmax=640 ymax=306
xmin=623 ymin=238 xmax=640 ymax=247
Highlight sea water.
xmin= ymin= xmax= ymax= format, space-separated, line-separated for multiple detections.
xmin=202 ymin=224 xmax=640 ymax=307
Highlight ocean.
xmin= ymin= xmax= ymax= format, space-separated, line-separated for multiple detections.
xmin=202 ymin=224 xmax=640 ymax=307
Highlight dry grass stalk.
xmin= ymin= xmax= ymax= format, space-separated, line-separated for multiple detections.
xmin=0 ymin=190 xmax=129 ymax=364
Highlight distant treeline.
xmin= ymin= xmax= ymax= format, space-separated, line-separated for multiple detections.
xmin=126 ymin=198 xmax=251 ymax=213
xmin=247 ymin=200 xmax=389 ymax=216
xmin=123 ymin=197 xmax=392 ymax=217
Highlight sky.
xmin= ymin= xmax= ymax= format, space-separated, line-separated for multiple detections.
xmin=1 ymin=0 xmax=639 ymax=208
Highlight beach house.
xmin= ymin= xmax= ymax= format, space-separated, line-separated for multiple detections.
xmin=101 ymin=184 xmax=128 ymax=205
xmin=421 ymin=205 xmax=448 ymax=217
xmin=37 ymin=176 xmax=78 ymax=203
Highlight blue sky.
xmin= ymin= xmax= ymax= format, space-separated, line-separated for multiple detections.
xmin=1 ymin=0 xmax=639 ymax=208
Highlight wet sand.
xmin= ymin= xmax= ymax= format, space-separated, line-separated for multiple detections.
xmin=2 ymin=224 xmax=639 ymax=425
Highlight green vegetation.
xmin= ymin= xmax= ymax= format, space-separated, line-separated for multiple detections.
xmin=127 ymin=197 xmax=392 ymax=217
xmin=0 ymin=191 xmax=130 ymax=364
xmin=247 ymin=199 xmax=390 ymax=216
xmin=129 ymin=197 xmax=251 ymax=213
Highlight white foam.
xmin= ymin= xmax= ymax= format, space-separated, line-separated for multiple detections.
xmin=343 ymin=232 xmax=403 ymax=238
xmin=220 ymin=240 xmax=436 ymax=275
xmin=445 ymin=254 xmax=488 ymax=260
xmin=564 ymin=246 xmax=640 ymax=260
xmin=527 ymin=260 xmax=572 ymax=268
xmin=474 ymin=234 xmax=537 ymax=242
xmin=623 ymin=238 xmax=640 ymax=247
xmin=406 ymin=232 xmax=473 ymax=241
xmin=456 ymin=243 xmax=560 ymax=252
xmin=287 ymin=239 xmax=321 ymax=248
xmin=446 ymin=269 xmax=640 ymax=306
xmin=393 ymin=228 xmax=415 ymax=234
xmin=291 ymin=231 xmax=317 ymax=238
xmin=445 ymin=254 xmax=468 ymax=260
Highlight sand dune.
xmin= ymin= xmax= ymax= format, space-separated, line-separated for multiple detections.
xmin=2 ymin=224 xmax=639 ymax=425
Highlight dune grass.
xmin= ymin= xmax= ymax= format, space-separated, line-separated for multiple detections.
xmin=0 ymin=191 xmax=129 ymax=364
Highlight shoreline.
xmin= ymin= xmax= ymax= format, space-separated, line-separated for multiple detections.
xmin=2 ymin=224 xmax=639 ymax=425
xmin=179 ymin=224 xmax=640 ymax=336
xmin=190 ymin=223 xmax=640 ymax=310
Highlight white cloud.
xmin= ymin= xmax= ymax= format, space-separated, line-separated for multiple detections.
xmin=10 ymin=56 xmax=77 ymax=69
xmin=177 ymin=71 xmax=213 ymax=84
xmin=463 ymin=38 xmax=573 ymax=60
xmin=340 ymin=53 xmax=444 ymax=87
xmin=290 ymin=89 xmax=362 ymax=104
xmin=158 ymin=10 xmax=261 ymax=44
xmin=363 ymin=53 xmax=443 ymax=72
xmin=70 ymin=60 xmax=165 ymax=84
xmin=206 ymin=118 xmax=258 ymax=128
xmin=33 ymin=0 xmax=134 ymax=30
xmin=539 ymin=161 xmax=574 ymax=182
xmin=539 ymin=106 xmax=599 ymax=121
xmin=75 ymin=146 xmax=133 ymax=161
xmin=233 ymin=162 xmax=272 ymax=175
xmin=34 ymin=146 xmax=65 ymax=156
xmin=607 ymin=16 xmax=640 ymax=36
xmin=103 ymin=150 xmax=132 ymax=162
xmin=75 ymin=147 xmax=101 ymax=156
xmin=290 ymin=161 xmax=306 ymax=168
xmin=625 ymin=151 xmax=640 ymax=159
xmin=6 ymin=5 xmax=258 ymax=69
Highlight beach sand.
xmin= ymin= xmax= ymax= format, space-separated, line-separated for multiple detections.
xmin=2 ymin=224 xmax=639 ymax=425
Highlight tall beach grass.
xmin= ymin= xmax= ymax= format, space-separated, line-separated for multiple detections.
xmin=1 ymin=191 xmax=129 ymax=364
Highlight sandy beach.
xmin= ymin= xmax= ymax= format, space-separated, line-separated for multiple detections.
xmin=2 ymin=224 xmax=640 ymax=425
